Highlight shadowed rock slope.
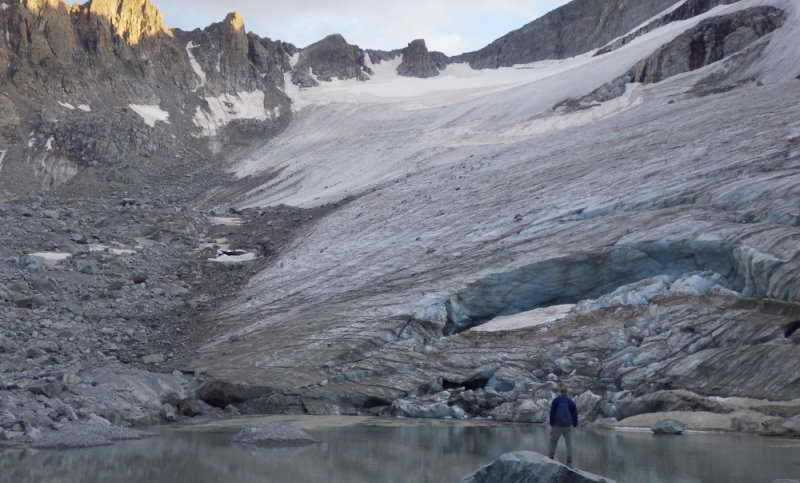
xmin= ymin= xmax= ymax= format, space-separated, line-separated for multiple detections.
xmin=0 ymin=0 xmax=292 ymax=194
xmin=452 ymin=0 xmax=679 ymax=68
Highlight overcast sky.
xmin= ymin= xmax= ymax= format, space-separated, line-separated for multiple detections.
xmin=151 ymin=1 xmax=570 ymax=55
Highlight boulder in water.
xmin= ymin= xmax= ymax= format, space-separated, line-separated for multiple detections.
xmin=460 ymin=451 xmax=616 ymax=483
xmin=652 ymin=419 xmax=687 ymax=434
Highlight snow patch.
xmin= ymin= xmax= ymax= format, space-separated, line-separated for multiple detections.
xmin=193 ymin=91 xmax=275 ymax=137
xmin=0 ymin=150 xmax=6 ymax=173
xmin=58 ymin=102 xmax=75 ymax=110
xmin=289 ymin=52 xmax=300 ymax=68
xmin=45 ymin=136 xmax=54 ymax=151
xmin=210 ymin=216 xmax=244 ymax=226
xmin=129 ymin=104 xmax=170 ymax=127
xmin=186 ymin=41 xmax=207 ymax=91
xmin=0 ymin=3 xmax=8 ymax=10
xmin=29 ymin=252 xmax=72 ymax=262
xmin=78 ymin=104 xmax=91 ymax=112
xmin=89 ymin=244 xmax=136 ymax=255
xmin=31 ymin=152 xmax=79 ymax=188
xmin=471 ymin=304 xmax=574 ymax=332
xmin=208 ymin=250 xmax=258 ymax=263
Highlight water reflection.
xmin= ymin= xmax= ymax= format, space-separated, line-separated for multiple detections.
xmin=1 ymin=422 xmax=798 ymax=482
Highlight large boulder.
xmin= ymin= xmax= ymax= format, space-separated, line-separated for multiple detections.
xmin=460 ymin=451 xmax=616 ymax=483
xmin=233 ymin=422 xmax=318 ymax=446
xmin=652 ymin=419 xmax=687 ymax=434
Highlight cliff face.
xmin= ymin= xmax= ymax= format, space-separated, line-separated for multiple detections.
xmin=0 ymin=0 xmax=293 ymax=192
xmin=451 ymin=0 xmax=678 ymax=68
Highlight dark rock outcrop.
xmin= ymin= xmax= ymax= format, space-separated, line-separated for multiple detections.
xmin=396 ymin=39 xmax=443 ymax=78
xmin=460 ymin=451 xmax=616 ymax=483
xmin=563 ymin=6 xmax=786 ymax=110
xmin=291 ymin=34 xmax=371 ymax=87
xmin=596 ymin=0 xmax=742 ymax=56
xmin=626 ymin=6 xmax=786 ymax=84
xmin=451 ymin=0 xmax=677 ymax=68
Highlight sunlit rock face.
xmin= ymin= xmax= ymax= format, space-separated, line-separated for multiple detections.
xmin=189 ymin=0 xmax=800 ymax=429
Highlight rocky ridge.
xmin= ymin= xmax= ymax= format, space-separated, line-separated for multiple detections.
xmin=0 ymin=0 xmax=292 ymax=194
xmin=451 ymin=0 xmax=679 ymax=68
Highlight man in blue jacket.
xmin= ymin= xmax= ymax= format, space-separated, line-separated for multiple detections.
xmin=548 ymin=385 xmax=578 ymax=466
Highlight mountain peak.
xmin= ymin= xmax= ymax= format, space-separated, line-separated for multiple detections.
xmin=87 ymin=0 xmax=169 ymax=45
xmin=23 ymin=0 xmax=64 ymax=14
xmin=224 ymin=11 xmax=245 ymax=32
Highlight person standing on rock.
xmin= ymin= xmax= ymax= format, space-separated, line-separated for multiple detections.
xmin=548 ymin=385 xmax=578 ymax=466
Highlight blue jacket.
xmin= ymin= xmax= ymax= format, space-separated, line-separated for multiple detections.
xmin=549 ymin=395 xmax=578 ymax=427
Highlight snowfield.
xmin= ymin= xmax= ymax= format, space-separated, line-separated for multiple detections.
xmin=233 ymin=0 xmax=785 ymax=208
xmin=193 ymin=91 xmax=280 ymax=137
xmin=191 ymin=0 xmax=800 ymax=389
xmin=129 ymin=104 xmax=170 ymax=127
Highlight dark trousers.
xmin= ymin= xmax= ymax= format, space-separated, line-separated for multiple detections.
xmin=548 ymin=425 xmax=573 ymax=461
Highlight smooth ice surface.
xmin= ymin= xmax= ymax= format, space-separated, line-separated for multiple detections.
xmin=129 ymin=104 xmax=170 ymax=127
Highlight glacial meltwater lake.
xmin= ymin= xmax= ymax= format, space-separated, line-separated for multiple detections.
xmin=1 ymin=416 xmax=798 ymax=482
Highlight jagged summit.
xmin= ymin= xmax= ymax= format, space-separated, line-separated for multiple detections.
xmin=86 ymin=0 xmax=169 ymax=45
xmin=396 ymin=39 xmax=443 ymax=78
xmin=291 ymin=34 xmax=371 ymax=87
xmin=223 ymin=10 xmax=245 ymax=32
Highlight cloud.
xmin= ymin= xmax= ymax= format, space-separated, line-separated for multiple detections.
xmin=151 ymin=0 xmax=570 ymax=55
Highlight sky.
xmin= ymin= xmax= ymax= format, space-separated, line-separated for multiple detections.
xmin=152 ymin=1 xmax=571 ymax=55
